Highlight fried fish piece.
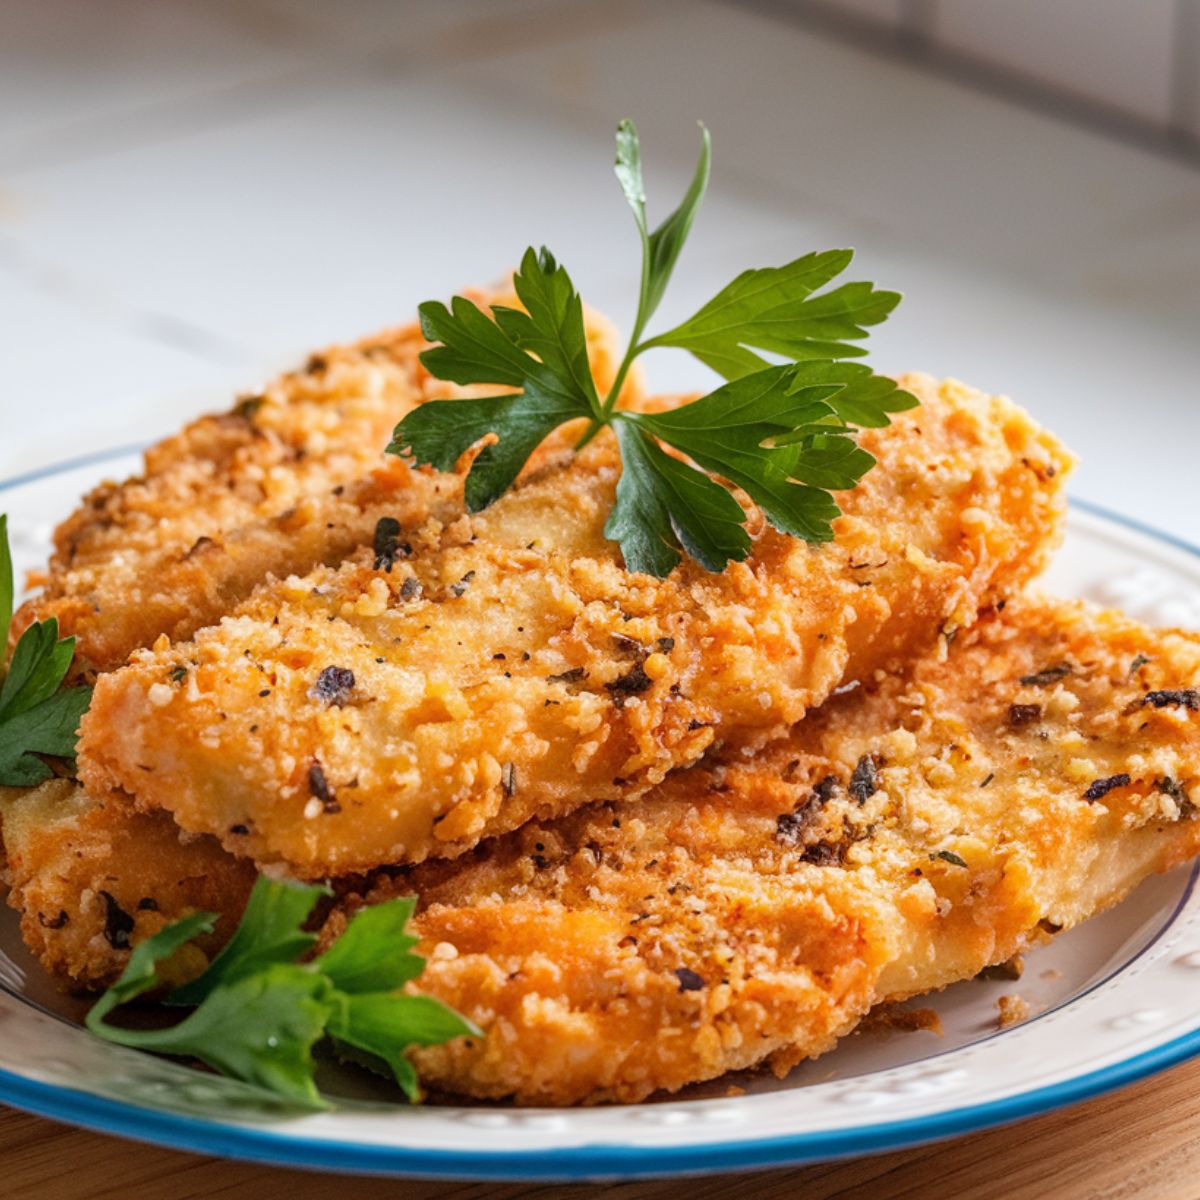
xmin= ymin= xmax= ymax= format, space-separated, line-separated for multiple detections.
xmin=10 ymin=295 xmax=626 ymax=680
xmin=79 ymin=376 xmax=1072 ymax=878
xmin=0 ymin=295 xmax=626 ymax=970
xmin=1 ymin=780 xmax=256 ymax=989
xmin=321 ymin=594 xmax=1200 ymax=1105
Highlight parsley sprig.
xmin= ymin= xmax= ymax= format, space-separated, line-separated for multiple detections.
xmin=87 ymin=877 xmax=478 ymax=1108
xmin=0 ymin=514 xmax=92 ymax=787
xmin=389 ymin=121 xmax=916 ymax=576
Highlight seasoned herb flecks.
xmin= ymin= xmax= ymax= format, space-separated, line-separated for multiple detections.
xmin=849 ymin=754 xmax=879 ymax=803
xmin=1156 ymin=776 xmax=1196 ymax=817
xmin=309 ymin=665 xmax=356 ymax=707
xmin=606 ymin=660 xmax=653 ymax=708
xmin=1083 ymin=773 xmax=1131 ymax=803
xmin=800 ymin=840 xmax=845 ymax=867
xmin=373 ymin=517 xmax=405 ymax=572
xmin=547 ymin=667 xmax=587 ymax=685
xmin=449 ymin=571 xmax=476 ymax=598
xmin=935 ymin=850 xmax=968 ymax=868
xmin=1143 ymin=689 xmax=1200 ymax=711
xmin=1019 ymin=663 xmax=1071 ymax=687
xmin=308 ymin=762 xmax=341 ymax=814
xmin=99 ymin=891 xmax=135 ymax=950
xmin=1007 ymin=703 xmax=1042 ymax=728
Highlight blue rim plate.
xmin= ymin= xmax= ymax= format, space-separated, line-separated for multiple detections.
xmin=2 ymin=449 xmax=1200 ymax=1181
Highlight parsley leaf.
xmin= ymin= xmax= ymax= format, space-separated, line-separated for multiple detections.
xmin=606 ymin=420 xmax=750 ymax=576
xmin=784 ymin=360 xmax=920 ymax=429
xmin=87 ymin=877 xmax=479 ymax=1108
xmin=492 ymin=247 xmax=601 ymax=411
xmin=644 ymin=250 xmax=902 ymax=380
xmin=168 ymin=877 xmax=329 ymax=1005
xmin=621 ymin=365 xmax=847 ymax=544
xmin=388 ymin=122 xmax=915 ymax=577
xmin=88 ymin=912 xmax=217 ymax=1020
xmin=315 ymin=895 xmax=425 ymax=993
xmin=0 ymin=684 xmax=93 ymax=786
xmin=317 ymin=895 xmax=476 ymax=1099
xmin=389 ymin=250 xmax=596 ymax=511
xmin=89 ymin=935 xmax=334 ymax=1110
xmin=0 ymin=515 xmax=92 ymax=786
xmin=614 ymin=118 xmax=711 ymax=328
xmin=328 ymin=992 xmax=476 ymax=1102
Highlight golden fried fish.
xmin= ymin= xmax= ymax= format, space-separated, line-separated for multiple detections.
xmin=321 ymin=594 xmax=1200 ymax=1104
xmin=78 ymin=376 xmax=1071 ymax=879
xmin=11 ymin=294 xmax=626 ymax=680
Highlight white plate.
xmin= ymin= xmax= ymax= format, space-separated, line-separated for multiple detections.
xmin=3 ymin=450 xmax=1200 ymax=1182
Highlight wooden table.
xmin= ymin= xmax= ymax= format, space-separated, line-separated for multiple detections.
xmin=5 ymin=1058 xmax=1199 ymax=1200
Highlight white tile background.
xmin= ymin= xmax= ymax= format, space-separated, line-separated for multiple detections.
xmin=1 ymin=0 xmax=1198 ymax=543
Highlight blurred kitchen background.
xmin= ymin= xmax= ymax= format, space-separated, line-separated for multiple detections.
xmin=2 ymin=0 xmax=1198 ymax=537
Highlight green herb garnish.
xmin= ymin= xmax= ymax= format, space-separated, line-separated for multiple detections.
xmin=0 ymin=514 xmax=92 ymax=787
xmin=87 ymin=876 xmax=478 ymax=1108
xmin=935 ymin=850 xmax=969 ymax=869
xmin=389 ymin=120 xmax=916 ymax=577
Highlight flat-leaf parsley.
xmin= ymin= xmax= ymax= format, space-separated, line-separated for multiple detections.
xmin=87 ymin=876 xmax=479 ymax=1108
xmin=389 ymin=121 xmax=916 ymax=576
xmin=0 ymin=514 xmax=92 ymax=787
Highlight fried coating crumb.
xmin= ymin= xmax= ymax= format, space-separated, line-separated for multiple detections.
xmin=10 ymin=294 xmax=627 ymax=680
xmin=977 ymin=954 xmax=1025 ymax=981
xmin=310 ymin=594 xmax=1200 ymax=1104
xmin=79 ymin=376 xmax=1072 ymax=878
xmin=997 ymin=994 xmax=1032 ymax=1028
xmin=859 ymin=1005 xmax=944 ymax=1035
xmin=0 ymin=781 xmax=256 ymax=989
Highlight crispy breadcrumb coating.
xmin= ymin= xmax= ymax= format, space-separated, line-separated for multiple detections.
xmin=0 ymin=291 xmax=626 ymax=969
xmin=10 ymin=295 xmax=627 ymax=680
xmin=1 ymin=781 xmax=255 ymax=989
xmin=78 ymin=376 xmax=1072 ymax=878
xmin=319 ymin=595 xmax=1200 ymax=1104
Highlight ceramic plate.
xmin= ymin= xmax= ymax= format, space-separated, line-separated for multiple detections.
xmin=3 ymin=449 xmax=1200 ymax=1182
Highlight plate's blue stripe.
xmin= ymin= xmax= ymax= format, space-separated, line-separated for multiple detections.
xmin=3 ymin=1030 xmax=1200 ymax=1181
xmin=1 ymin=453 xmax=1199 ymax=1180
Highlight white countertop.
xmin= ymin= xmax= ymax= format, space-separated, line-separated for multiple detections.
xmin=2 ymin=0 xmax=1198 ymax=541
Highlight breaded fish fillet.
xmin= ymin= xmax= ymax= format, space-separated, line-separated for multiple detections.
xmin=1 ymin=780 xmax=256 ymax=989
xmin=78 ymin=377 xmax=1071 ymax=879
xmin=11 ymin=296 xmax=626 ymax=680
xmin=320 ymin=594 xmax=1200 ymax=1104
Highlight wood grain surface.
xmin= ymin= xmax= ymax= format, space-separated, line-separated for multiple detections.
xmin=5 ymin=1057 xmax=1200 ymax=1200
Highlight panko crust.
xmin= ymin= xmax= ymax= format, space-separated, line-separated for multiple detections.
xmin=11 ymin=294 xmax=627 ymax=681
xmin=320 ymin=595 xmax=1200 ymax=1105
xmin=0 ymin=781 xmax=256 ymax=990
xmin=78 ymin=376 xmax=1072 ymax=878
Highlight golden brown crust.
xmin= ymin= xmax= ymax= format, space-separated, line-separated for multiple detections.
xmin=317 ymin=595 xmax=1200 ymax=1105
xmin=11 ymin=296 xmax=626 ymax=680
xmin=77 ymin=376 xmax=1072 ymax=878
xmin=0 ymin=782 xmax=256 ymax=989
xmin=0 ymin=291 xmax=627 ymax=978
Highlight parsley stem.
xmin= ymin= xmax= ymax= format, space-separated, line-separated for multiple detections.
xmin=599 ymin=342 xmax=643 ymax=419
xmin=577 ymin=333 xmax=647 ymax=450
